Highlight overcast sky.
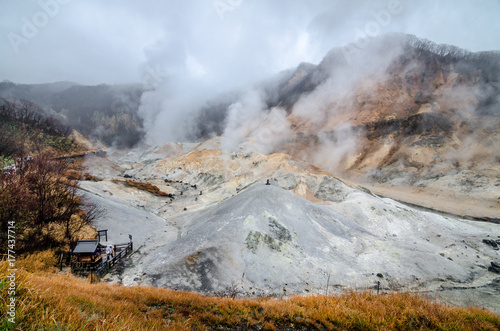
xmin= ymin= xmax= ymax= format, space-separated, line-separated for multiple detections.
xmin=1 ymin=0 xmax=500 ymax=85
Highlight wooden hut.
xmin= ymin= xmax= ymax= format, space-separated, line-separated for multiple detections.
xmin=72 ymin=239 xmax=101 ymax=263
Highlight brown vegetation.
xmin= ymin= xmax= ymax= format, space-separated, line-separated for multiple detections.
xmin=0 ymin=154 xmax=102 ymax=253
xmin=0 ymin=98 xmax=77 ymax=156
xmin=114 ymin=179 xmax=169 ymax=197
xmin=0 ymin=97 xmax=102 ymax=253
xmin=83 ymin=172 xmax=103 ymax=182
xmin=1 ymin=259 xmax=499 ymax=330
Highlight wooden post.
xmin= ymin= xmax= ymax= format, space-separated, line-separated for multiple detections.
xmin=97 ymin=229 xmax=108 ymax=242
xmin=326 ymin=272 xmax=330 ymax=296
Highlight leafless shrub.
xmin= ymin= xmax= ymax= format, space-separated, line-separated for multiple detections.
xmin=214 ymin=281 xmax=243 ymax=299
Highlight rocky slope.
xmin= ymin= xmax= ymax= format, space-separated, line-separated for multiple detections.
xmin=73 ymin=34 xmax=500 ymax=312
xmin=187 ymin=34 xmax=500 ymax=219
xmin=80 ymin=141 xmax=500 ymax=312
xmin=284 ymin=36 xmax=500 ymax=219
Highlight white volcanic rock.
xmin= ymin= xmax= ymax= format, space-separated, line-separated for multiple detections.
xmin=121 ymin=184 xmax=498 ymax=297
xmin=82 ymin=146 xmax=500 ymax=312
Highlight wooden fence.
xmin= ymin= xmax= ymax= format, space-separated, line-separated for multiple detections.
xmin=63 ymin=242 xmax=133 ymax=278
xmin=94 ymin=242 xmax=133 ymax=277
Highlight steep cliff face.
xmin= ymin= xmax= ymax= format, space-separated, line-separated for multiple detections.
xmin=252 ymin=35 xmax=500 ymax=218
xmin=184 ymin=35 xmax=499 ymax=218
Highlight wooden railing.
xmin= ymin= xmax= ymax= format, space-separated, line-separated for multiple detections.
xmin=69 ymin=242 xmax=133 ymax=278
xmin=94 ymin=242 xmax=133 ymax=277
xmin=59 ymin=251 xmax=72 ymax=271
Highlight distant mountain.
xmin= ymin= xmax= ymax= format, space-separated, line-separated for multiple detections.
xmin=189 ymin=33 xmax=500 ymax=218
xmin=0 ymin=80 xmax=79 ymax=107
xmin=0 ymin=81 xmax=145 ymax=148
xmin=2 ymin=34 xmax=498 ymax=217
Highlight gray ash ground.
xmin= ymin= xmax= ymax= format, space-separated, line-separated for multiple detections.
xmin=80 ymin=146 xmax=500 ymax=314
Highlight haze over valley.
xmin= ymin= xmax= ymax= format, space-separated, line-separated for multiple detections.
xmin=1 ymin=0 xmax=500 ymax=324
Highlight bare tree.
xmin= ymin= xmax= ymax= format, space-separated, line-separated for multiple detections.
xmin=1 ymin=154 xmax=105 ymax=251
xmin=0 ymin=132 xmax=20 ymax=159
xmin=0 ymin=98 xmax=18 ymax=118
xmin=72 ymin=199 xmax=106 ymax=239
xmin=19 ymin=99 xmax=40 ymax=122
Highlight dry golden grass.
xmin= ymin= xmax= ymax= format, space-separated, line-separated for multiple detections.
xmin=75 ymin=223 xmax=98 ymax=242
xmin=83 ymin=172 xmax=103 ymax=182
xmin=114 ymin=179 xmax=169 ymax=197
xmin=65 ymin=169 xmax=83 ymax=181
xmin=15 ymin=250 xmax=58 ymax=273
xmin=1 ymin=260 xmax=499 ymax=331
xmin=32 ymin=214 xmax=97 ymax=251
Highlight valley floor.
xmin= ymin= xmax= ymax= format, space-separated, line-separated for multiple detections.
xmin=357 ymin=183 xmax=499 ymax=221
xmin=77 ymin=144 xmax=500 ymax=315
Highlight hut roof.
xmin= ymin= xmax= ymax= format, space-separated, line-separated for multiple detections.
xmin=73 ymin=239 xmax=99 ymax=254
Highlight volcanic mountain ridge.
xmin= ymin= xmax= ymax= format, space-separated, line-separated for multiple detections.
xmin=189 ymin=34 xmax=500 ymax=219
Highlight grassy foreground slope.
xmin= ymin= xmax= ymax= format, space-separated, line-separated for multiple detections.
xmin=1 ymin=258 xmax=499 ymax=331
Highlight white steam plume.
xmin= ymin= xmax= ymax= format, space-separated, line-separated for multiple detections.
xmin=290 ymin=36 xmax=405 ymax=172
xmin=311 ymin=123 xmax=359 ymax=172
xmin=221 ymin=90 xmax=291 ymax=155
xmin=221 ymin=90 xmax=265 ymax=153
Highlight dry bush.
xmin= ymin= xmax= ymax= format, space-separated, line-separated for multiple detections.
xmin=75 ymin=223 xmax=98 ymax=241
xmin=44 ymin=218 xmax=97 ymax=249
xmin=83 ymin=172 xmax=102 ymax=181
xmin=65 ymin=169 xmax=82 ymax=180
xmin=114 ymin=179 xmax=168 ymax=197
xmin=0 ymin=154 xmax=103 ymax=252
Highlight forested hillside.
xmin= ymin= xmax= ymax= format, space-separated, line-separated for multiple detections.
xmin=0 ymin=82 xmax=145 ymax=148
xmin=0 ymin=98 xmax=100 ymax=253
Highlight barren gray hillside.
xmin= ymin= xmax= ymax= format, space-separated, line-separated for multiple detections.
xmin=80 ymin=145 xmax=500 ymax=312
xmin=183 ymin=35 xmax=500 ymax=220
xmin=137 ymin=184 xmax=498 ymax=294
xmin=71 ymin=34 xmax=500 ymax=314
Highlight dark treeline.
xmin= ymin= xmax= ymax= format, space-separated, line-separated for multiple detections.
xmin=0 ymin=98 xmax=71 ymax=138
xmin=403 ymin=34 xmax=500 ymax=83
xmin=0 ymin=82 xmax=146 ymax=148
xmin=0 ymin=98 xmax=75 ymax=161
